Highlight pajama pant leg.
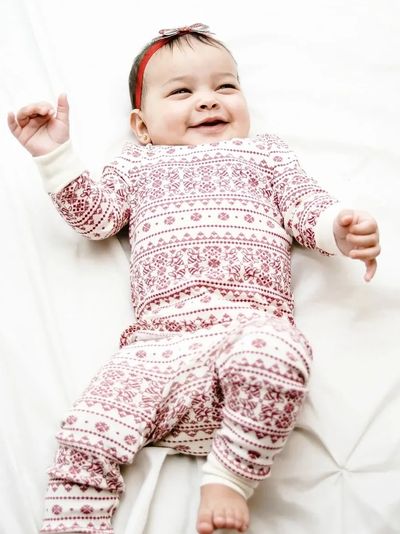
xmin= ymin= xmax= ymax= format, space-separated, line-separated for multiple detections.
xmin=40 ymin=349 xmax=157 ymax=533
xmin=40 ymin=331 xmax=217 ymax=534
xmin=204 ymin=315 xmax=312 ymax=493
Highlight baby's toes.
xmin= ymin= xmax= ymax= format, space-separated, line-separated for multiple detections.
xmin=231 ymin=507 xmax=250 ymax=532
xmin=213 ymin=507 xmax=227 ymax=529
xmin=239 ymin=518 xmax=250 ymax=532
xmin=214 ymin=507 xmax=238 ymax=530
xmin=196 ymin=509 xmax=214 ymax=534
xmin=231 ymin=510 xmax=247 ymax=532
xmin=232 ymin=509 xmax=245 ymax=530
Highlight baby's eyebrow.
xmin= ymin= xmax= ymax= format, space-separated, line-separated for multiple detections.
xmin=162 ymin=75 xmax=194 ymax=87
xmin=213 ymin=72 xmax=237 ymax=78
xmin=162 ymin=72 xmax=238 ymax=87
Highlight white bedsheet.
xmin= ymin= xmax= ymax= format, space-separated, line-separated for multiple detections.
xmin=1 ymin=1 xmax=399 ymax=533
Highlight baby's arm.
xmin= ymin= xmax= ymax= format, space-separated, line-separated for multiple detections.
xmin=333 ymin=209 xmax=380 ymax=282
xmin=8 ymin=95 xmax=132 ymax=240
xmin=41 ymin=145 xmax=132 ymax=240
xmin=260 ymin=135 xmax=380 ymax=281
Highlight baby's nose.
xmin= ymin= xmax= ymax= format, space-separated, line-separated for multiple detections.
xmin=199 ymin=101 xmax=219 ymax=110
xmin=197 ymin=94 xmax=220 ymax=110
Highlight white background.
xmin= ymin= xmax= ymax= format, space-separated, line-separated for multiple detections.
xmin=1 ymin=1 xmax=399 ymax=533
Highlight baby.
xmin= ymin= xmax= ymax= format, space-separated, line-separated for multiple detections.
xmin=8 ymin=23 xmax=380 ymax=534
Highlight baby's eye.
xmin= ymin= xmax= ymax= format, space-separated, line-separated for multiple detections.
xmin=218 ymin=83 xmax=237 ymax=91
xmin=169 ymin=88 xmax=191 ymax=96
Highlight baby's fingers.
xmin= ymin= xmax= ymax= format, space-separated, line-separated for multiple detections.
xmin=7 ymin=112 xmax=21 ymax=137
xmin=364 ymin=259 xmax=377 ymax=282
xmin=338 ymin=212 xmax=356 ymax=227
xmin=349 ymin=244 xmax=381 ymax=260
xmin=349 ymin=219 xmax=378 ymax=236
xmin=16 ymin=102 xmax=55 ymax=128
xmin=346 ymin=233 xmax=379 ymax=248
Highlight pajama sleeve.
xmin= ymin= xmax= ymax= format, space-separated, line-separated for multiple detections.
xmin=34 ymin=140 xmax=136 ymax=240
xmin=262 ymin=134 xmax=342 ymax=255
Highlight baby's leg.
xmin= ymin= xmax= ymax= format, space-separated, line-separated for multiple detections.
xmin=40 ymin=341 xmax=180 ymax=533
xmin=197 ymin=316 xmax=312 ymax=533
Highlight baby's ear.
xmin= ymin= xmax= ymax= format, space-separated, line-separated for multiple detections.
xmin=130 ymin=109 xmax=151 ymax=145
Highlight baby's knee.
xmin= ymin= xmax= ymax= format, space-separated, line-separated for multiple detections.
xmin=220 ymin=322 xmax=312 ymax=387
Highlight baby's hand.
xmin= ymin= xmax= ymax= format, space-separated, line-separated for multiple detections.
xmin=7 ymin=94 xmax=70 ymax=157
xmin=333 ymin=209 xmax=380 ymax=282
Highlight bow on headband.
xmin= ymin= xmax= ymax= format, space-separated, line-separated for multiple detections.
xmin=157 ymin=23 xmax=213 ymax=39
xmin=134 ymin=23 xmax=213 ymax=109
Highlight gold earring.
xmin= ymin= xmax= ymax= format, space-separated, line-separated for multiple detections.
xmin=142 ymin=134 xmax=150 ymax=143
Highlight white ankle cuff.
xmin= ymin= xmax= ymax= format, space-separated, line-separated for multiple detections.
xmin=201 ymin=452 xmax=258 ymax=500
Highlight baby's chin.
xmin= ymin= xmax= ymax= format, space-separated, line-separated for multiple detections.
xmin=146 ymin=127 xmax=250 ymax=147
xmin=184 ymin=127 xmax=249 ymax=146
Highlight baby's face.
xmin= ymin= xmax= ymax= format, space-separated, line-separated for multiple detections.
xmin=132 ymin=38 xmax=251 ymax=146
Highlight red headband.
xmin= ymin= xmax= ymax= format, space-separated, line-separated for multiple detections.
xmin=134 ymin=23 xmax=212 ymax=109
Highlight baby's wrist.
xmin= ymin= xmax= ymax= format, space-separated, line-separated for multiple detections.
xmin=34 ymin=140 xmax=86 ymax=193
xmin=31 ymin=140 xmax=68 ymax=158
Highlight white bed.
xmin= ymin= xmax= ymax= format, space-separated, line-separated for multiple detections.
xmin=1 ymin=1 xmax=399 ymax=533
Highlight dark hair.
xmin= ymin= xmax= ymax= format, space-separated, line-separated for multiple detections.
xmin=128 ymin=32 xmax=235 ymax=109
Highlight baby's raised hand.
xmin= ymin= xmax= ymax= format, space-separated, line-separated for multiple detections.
xmin=333 ymin=209 xmax=380 ymax=282
xmin=7 ymin=94 xmax=70 ymax=157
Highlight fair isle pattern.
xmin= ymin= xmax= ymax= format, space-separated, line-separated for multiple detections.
xmin=41 ymin=134 xmax=337 ymax=532
xmin=51 ymin=133 xmax=338 ymax=345
xmin=41 ymin=312 xmax=312 ymax=533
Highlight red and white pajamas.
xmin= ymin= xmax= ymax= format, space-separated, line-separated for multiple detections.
xmin=35 ymin=134 xmax=340 ymax=532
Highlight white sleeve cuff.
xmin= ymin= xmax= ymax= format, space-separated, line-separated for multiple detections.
xmin=33 ymin=140 xmax=86 ymax=193
xmin=314 ymin=203 xmax=345 ymax=255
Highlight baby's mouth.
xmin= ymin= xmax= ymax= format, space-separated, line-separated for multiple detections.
xmin=191 ymin=119 xmax=228 ymax=129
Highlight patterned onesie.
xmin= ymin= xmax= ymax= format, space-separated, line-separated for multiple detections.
xmin=36 ymin=133 xmax=340 ymax=533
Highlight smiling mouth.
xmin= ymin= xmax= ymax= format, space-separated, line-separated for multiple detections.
xmin=191 ymin=120 xmax=228 ymax=128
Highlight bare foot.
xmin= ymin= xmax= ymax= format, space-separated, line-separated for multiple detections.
xmin=196 ymin=483 xmax=250 ymax=533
